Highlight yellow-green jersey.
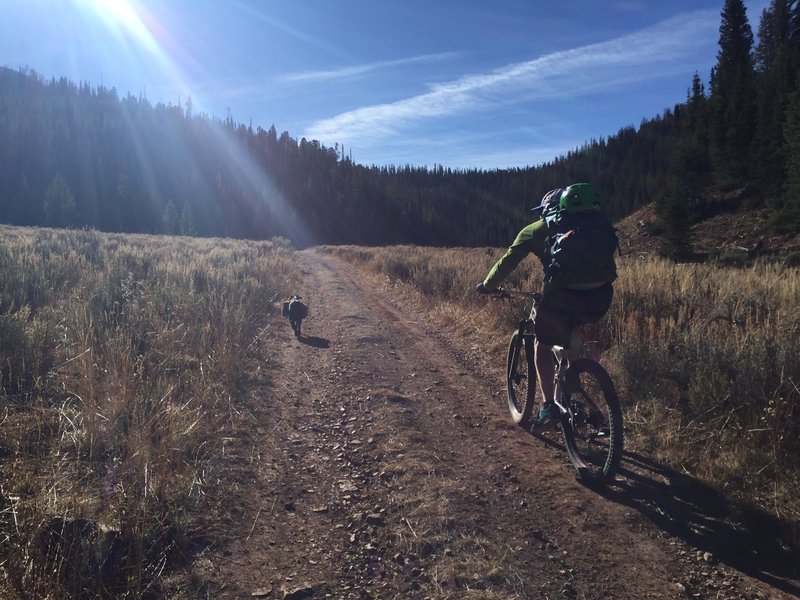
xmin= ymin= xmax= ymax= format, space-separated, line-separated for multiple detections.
xmin=482 ymin=218 xmax=617 ymax=291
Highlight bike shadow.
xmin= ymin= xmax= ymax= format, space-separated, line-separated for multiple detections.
xmin=607 ymin=450 xmax=798 ymax=594
xmin=528 ymin=431 xmax=799 ymax=595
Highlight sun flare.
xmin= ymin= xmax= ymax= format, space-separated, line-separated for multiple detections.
xmin=78 ymin=0 xmax=165 ymax=61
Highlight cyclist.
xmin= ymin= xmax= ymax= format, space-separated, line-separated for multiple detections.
xmin=477 ymin=184 xmax=617 ymax=427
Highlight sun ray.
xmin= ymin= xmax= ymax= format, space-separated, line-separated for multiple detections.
xmin=77 ymin=0 xmax=173 ymax=80
xmin=74 ymin=0 xmax=316 ymax=244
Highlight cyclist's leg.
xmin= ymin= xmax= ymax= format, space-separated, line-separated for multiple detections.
xmin=562 ymin=283 xmax=613 ymax=368
xmin=533 ymin=291 xmax=572 ymax=407
xmin=566 ymin=284 xmax=613 ymax=358
xmin=545 ymin=283 xmax=612 ymax=331
xmin=567 ymin=329 xmax=582 ymax=364
xmin=534 ymin=338 xmax=555 ymax=404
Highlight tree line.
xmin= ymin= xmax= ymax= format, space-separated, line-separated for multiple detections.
xmin=658 ymin=0 xmax=800 ymax=255
xmin=0 ymin=65 xmax=674 ymax=248
xmin=1 ymin=0 xmax=797 ymax=249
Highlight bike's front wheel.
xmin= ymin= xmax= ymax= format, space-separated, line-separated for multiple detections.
xmin=506 ymin=331 xmax=536 ymax=426
xmin=560 ymin=358 xmax=623 ymax=482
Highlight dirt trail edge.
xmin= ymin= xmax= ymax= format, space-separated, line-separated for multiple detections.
xmin=208 ymin=250 xmax=798 ymax=600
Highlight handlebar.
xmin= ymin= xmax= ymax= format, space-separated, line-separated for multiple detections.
xmin=479 ymin=286 xmax=541 ymax=302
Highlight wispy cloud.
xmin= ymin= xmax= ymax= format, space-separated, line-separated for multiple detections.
xmin=278 ymin=52 xmax=459 ymax=84
xmin=229 ymin=0 xmax=342 ymax=57
xmin=305 ymin=9 xmax=719 ymax=145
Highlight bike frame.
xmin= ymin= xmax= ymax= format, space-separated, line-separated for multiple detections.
xmin=506 ymin=290 xmax=570 ymax=415
xmin=493 ymin=286 xmax=624 ymax=481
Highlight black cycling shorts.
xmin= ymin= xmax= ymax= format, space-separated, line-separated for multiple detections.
xmin=533 ymin=283 xmax=613 ymax=347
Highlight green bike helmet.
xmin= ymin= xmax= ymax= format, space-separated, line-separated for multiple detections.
xmin=559 ymin=183 xmax=600 ymax=213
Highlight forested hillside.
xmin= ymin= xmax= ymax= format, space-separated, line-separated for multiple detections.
xmin=1 ymin=0 xmax=799 ymax=249
xmin=0 ymin=65 xmax=674 ymax=247
xmin=658 ymin=0 xmax=800 ymax=255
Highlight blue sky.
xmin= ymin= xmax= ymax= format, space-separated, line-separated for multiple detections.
xmin=1 ymin=0 xmax=770 ymax=170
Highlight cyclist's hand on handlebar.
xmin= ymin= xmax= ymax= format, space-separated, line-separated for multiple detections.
xmin=476 ymin=282 xmax=508 ymax=298
xmin=493 ymin=287 xmax=509 ymax=298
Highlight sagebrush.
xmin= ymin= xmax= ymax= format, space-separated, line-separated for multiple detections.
xmin=0 ymin=226 xmax=298 ymax=598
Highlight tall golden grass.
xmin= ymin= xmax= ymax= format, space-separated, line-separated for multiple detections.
xmin=3 ymin=227 xmax=798 ymax=595
xmin=0 ymin=225 xmax=298 ymax=597
xmin=324 ymin=244 xmax=800 ymax=543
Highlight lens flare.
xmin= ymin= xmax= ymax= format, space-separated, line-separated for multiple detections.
xmin=75 ymin=0 xmax=315 ymax=245
xmin=78 ymin=0 xmax=166 ymax=67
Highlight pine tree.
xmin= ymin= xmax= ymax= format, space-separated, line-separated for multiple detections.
xmin=782 ymin=81 xmax=800 ymax=230
xmin=179 ymin=201 xmax=197 ymax=236
xmin=162 ymin=198 xmax=178 ymax=234
xmin=755 ymin=0 xmax=792 ymax=71
xmin=751 ymin=0 xmax=794 ymax=192
xmin=686 ymin=72 xmax=711 ymax=148
xmin=43 ymin=173 xmax=78 ymax=227
xmin=656 ymin=75 xmax=709 ymax=258
xmin=709 ymin=0 xmax=756 ymax=185
xmin=116 ymin=173 xmax=133 ymax=231
xmin=791 ymin=0 xmax=800 ymax=73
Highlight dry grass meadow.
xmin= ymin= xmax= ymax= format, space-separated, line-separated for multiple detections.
xmin=2 ymin=226 xmax=798 ymax=596
xmin=324 ymin=244 xmax=800 ymax=545
xmin=0 ymin=225 xmax=299 ymax=598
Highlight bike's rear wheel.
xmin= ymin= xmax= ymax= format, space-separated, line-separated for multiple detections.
xmin=560 ymin=358 xmax=623 ymax=482
xmin=506 ymin=331 xmax=536 ymax=426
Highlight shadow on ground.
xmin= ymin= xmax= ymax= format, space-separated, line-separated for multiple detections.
xmin=529 ymin=430 xmax=799 ymax=595
xmin=604 ymin=450 xmax=799 ymax=596
xmin=299 ymin=335 xmax=330 ymax=349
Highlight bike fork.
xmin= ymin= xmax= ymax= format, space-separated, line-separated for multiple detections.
xmin=509 ymin=319 xmax=531 ymax=373
xmin=551 ymin=346 xmax=568 ymax=414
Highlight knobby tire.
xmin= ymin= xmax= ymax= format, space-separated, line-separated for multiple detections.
xmin=560 ymin=358 xmax=623 ymax=483
xmin=506 ymin=331 xmax=536 ymax=427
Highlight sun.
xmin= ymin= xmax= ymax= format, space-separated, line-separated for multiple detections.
xmin=81 ymin=0 xmax=142 ymax=34
xmin=78 ymin=0 xmax=163 ymax=59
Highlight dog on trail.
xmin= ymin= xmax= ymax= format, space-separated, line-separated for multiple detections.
xmin=282 ymin=295 xmax=308 ymax=337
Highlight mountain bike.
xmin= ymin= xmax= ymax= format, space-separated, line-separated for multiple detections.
xmin=493 ymin=288 xmax=623 ymax=482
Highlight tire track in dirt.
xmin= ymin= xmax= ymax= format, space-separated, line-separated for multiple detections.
xmin=209 ymin=250 xmax=797 ymax=600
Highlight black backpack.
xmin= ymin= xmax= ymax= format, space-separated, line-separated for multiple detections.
xmin=543 ymin=209 xmax=619 ymax=285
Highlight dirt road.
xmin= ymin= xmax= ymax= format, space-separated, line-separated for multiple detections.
xmin=206 ymin=250 xmax=798 ymax=599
